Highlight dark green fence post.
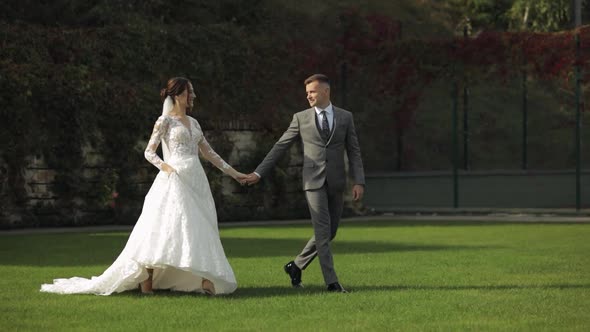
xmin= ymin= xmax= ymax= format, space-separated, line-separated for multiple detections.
xmin=453 ymin=82 xmax=459 ymax=208
xmin=575 ymin=33 xmax=582 ymax=211
xmin=397 ymin=128 xmax=403 ymax=171
xmin=452 ymin=41 xmax=459 ymax=208
xmin=463 ymin=25 xmax=470 ymax=170
xmin=340 ymin=62 xmax=347 ymax=107
xmin=522 ymin=66 xmax=528 ymax=170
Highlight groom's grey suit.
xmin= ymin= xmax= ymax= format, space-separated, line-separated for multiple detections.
xmin=255 ymin=105 xmax=365 ymax=285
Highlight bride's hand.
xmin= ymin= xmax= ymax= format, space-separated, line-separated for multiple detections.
xmin=162 ymin=163 xmax=177 ymax=174
xmin=234 ymin=172 xmax=248 ymax=185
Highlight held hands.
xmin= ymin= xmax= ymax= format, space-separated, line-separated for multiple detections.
xmin=352 ymin=184 xmax=364 ymax=201
xmin=233 ymin=172 xmax=259 ymax=186
xmin=233 ymin=172 xmax=248 ymax=184
xmin=242 ymin=173 xmax=260 ymax=186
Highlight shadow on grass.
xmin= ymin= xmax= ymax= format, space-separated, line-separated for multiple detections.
xmin=230 ymin=283 xmax=590 ymax=298
xmin=223 ymin=220 xmax=590 ymax=230
xmin=110 ymin=283 xmax=590 ymax=299
xmin=222 ymin=238 xmax=498 ymax=258
xmin=341 ymin=220 xmax=590 ymax=228
xmin=0 ymin=235 xmax=499 ymax=266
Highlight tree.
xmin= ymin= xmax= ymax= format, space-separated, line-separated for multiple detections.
xmin=447 ymin=0 xmax=513 ymax=31
xmin=508 ymin=0 xmax=570 ymax=31
xmin=449 ymin=0 xmax=580 ymax=32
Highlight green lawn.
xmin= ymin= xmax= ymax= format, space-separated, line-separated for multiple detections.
xmin=1 ymin=220 xmax=589 ymax=331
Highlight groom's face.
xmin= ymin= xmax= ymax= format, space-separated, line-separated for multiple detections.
xmin=306 ymin=81 xmax=330 ymax=108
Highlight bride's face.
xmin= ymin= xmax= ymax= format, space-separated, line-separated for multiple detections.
xmin=187 ymin=83 xmax=196 ymax=110
xmin=176 ymin=83 xmax=197 ymax=111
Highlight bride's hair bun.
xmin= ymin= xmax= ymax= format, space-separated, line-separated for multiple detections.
xmin=161 ymin=77 xmax=191 ymax=104
xmin=160 ymin=88 xmax=168 ymax=102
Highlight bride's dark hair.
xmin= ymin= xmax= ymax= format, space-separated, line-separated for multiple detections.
xmin=160 ymin=77 xmax=191 ymax=103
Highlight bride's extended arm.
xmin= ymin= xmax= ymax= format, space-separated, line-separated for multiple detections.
xmin=144 ymin=116 xmax=175 ymax=173
xmin=192 ymin=118 xmax=245 ymax=181
xmin=198 ymin=137 xmax=244 ymax=180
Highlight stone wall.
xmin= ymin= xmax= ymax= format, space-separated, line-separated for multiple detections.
xmin=0 ymin=129 xmax=364 ymax=229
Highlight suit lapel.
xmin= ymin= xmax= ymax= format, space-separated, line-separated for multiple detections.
xmin=325 ymin=107 xmax=342 ymax=146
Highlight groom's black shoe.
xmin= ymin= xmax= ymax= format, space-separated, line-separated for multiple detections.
xmin=284 ymin=261 xmax=303 ymax=288
xmin=327 ymin=282 xmax=347 ymax=293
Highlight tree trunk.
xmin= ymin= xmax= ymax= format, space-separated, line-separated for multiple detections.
xmin=522 ymin=5 xmax=530 ymax=29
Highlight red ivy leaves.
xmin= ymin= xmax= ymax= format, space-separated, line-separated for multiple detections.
xmin=284 ymin=9 xmax=588 ymax=134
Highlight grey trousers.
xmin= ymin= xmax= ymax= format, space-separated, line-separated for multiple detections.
xmin=294 ymin=184 xmax=344 ymax=285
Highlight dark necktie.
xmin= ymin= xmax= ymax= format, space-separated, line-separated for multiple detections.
xmin=321 ymin=110 xmax=330 ymax=141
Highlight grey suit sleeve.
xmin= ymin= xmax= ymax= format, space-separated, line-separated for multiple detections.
xmin=254 ymin=114 xmax=300 ymax=178
xmin=345 ymin=113 xmax=365 ymax=185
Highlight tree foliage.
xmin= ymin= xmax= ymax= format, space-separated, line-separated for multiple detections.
xmin=448 ymin=0 xmax=586 ymax=32
xmin=508 ymin=0 xmax=571 ymax=31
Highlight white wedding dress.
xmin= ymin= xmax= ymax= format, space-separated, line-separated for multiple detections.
xmin=41 ymin=113 xmax=238 ymax=295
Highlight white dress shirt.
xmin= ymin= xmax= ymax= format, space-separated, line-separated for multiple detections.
xmin=315 ymin=103 xmax=334 ymax=131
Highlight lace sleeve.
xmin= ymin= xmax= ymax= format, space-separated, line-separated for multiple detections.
xmin=193 ymin=119 xmax=240 ymax=178
xmin=144 ymin=116 xmax=169 ymax=170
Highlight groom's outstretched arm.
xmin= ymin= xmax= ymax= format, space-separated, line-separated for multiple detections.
xmin=252 ymin=114 xmax=301 ymax=180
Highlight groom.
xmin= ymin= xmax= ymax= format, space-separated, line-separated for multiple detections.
xmin=244 ymin=74 xmax=365 ymax=293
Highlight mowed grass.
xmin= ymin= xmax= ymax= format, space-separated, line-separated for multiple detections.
xmin=1 ymin=219 xmax=589 ymax=331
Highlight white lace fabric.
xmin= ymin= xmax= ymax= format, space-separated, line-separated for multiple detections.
xmin=144 ymin=115 xmax=238 ymax=178
xmin=40 ymin=115 xmax=238 ymax=295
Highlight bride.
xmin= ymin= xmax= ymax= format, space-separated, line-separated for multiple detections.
xmin=41 ymin=77 xmax=246 ymax=295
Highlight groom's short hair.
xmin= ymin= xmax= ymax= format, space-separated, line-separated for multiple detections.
xmin=304 ymin=74 xmax=330 ymax=86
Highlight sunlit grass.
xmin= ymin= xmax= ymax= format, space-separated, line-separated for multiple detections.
xmin=1 ymin=219 xmax=589 ymax=331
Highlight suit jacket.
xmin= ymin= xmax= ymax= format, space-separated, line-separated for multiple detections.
xmin=255 ymin=106 xmax=365 ymax=192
